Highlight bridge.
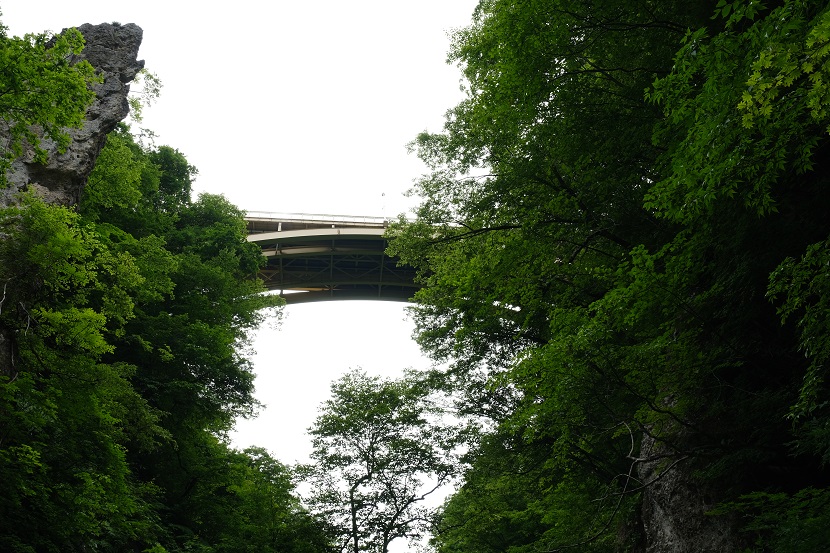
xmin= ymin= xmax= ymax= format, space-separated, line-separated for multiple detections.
xmin=245 ymin=212 xmax=419 ymax=304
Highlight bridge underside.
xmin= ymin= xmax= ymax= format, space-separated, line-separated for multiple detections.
xmin=247 ymin=215 xmax=419 ymax=304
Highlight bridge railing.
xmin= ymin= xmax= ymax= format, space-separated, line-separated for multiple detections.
xmin=245 ymin=211 xmax=392 ymax=226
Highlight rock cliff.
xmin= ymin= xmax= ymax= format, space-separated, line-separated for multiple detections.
xmin=0 ymin=21 xmax=142 ymax=375
xmin=637 ymin=433 xmax=739 ymax=552
xmin=0 ymin=22 xmax=144 ymax=206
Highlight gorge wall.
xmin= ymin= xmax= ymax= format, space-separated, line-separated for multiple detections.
xmin=0 ymin=22 xmax=144 ymax=207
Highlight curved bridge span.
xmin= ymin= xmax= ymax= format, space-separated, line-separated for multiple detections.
xmin=245 ymin=211 xmax=419 ymax=304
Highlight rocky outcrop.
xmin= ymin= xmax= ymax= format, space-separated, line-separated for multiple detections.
xmin=637 ymin=433 xmax=739 ymax=552
xmin=0 ymin=22 xmax=142 ymax=375
xmin=0 ymin=22 xmax=144 ymax=206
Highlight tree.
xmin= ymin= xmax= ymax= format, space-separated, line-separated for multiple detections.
xmin=431 ymin=426 xmax=640 ymax=553
xmin=0 ymin=14 xmax=327 ymax=551
xmin=389 ymin=0 xmax=710 ymax=388
xmin=79 ymin=126 xmax=279 ymax=433
xmin=0 ymin=18 xmax=99 ymax=184
xmin=0 ymin=193 xmax=166 ymax=552
xmin=391 ymin=0 xmax=830 ymax=550
xmin=388 ymin=1 xmax=712 ymax=548
xmin=78 ymin=127 xmax=292 ymax=551
xmin=302 ymin=369 xmax=461 ymax=553
xmin=227 ymin=446 xmax=336 ymax=553
xmin=0 ymin=123 xmax=294 ymax=551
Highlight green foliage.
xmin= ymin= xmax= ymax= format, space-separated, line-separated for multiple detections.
xmin=432 ymin=427 xmax=640 ymax=553
xmin=0 ymin=194 xmax=165 ymax=552
xmin=0 ymin=121 xmax=305 ymax=551
xmin=0 ymin=13 xmax=328 ymax=551
xmin=391 ymin=3 xmax=713 ymax=549
xmin=768 ymin=236 xmax=830 ymax=421
xmin=0 ymin=22 xmax=100 ymax=184
xmin=139 ymin=435 xmax=333 ymax=553
xmin=709 ymin=488 xmax=830 ymax=552
xmin=302 ymin=369 xmax=461 ymax=553
xmin=1 ymin=192 xmax=143 ymax=333
xmin=149 ymin=144 xmax=197 ymax=213
xmin=646 ymin=1 xmax=830 ymax=222
xmin=83 ymin=130 xmax=146 ymax=214
xmin=739 ymin=3 xmax=830 ymax=131
xmin=127 ymin=67 xmax=163 ymax=125
xmin=391 ymin=0 xmax=830 ymax=550
xmin=225 ymin=446 xmax=335 ymax=553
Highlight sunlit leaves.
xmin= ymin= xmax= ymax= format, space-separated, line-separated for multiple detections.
xmin=83 ymin=131 xmax=145 ymax=213
xmin=739 ymin=4 xmax=830 ymax=130
xmin=647 ymin=0 xmax=830 ymax=222
xmin=0 ymin=26 xmax=99 ymax=184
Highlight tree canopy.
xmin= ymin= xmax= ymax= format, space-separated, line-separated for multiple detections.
xmin=389 ymin=0 xmax=830 ymax=550
xmin=0 ymin=21 xmax=331 ymax=546
xmin=302 ymin=369 xmax=461 ymax=553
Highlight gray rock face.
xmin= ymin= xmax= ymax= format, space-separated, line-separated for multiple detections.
xmin=637 ymin=433 xmax=739 ymax=553
xmin=1 ymin=22 xmax=144 ymax=206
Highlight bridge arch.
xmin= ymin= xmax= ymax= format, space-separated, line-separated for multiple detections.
xmin=245 ymin=212 xmax=419 ymax=304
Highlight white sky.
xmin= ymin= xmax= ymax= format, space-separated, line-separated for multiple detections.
xmin=2 ymin=1 xmax=477 ymax=465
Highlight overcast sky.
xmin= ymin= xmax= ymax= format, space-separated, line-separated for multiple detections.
xmin=2 ymin=1 xmax=478 ymax=464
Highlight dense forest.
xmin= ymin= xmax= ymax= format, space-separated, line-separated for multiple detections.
xmin=0 ymin=19 xmax=332 ymax=553
xmin=3 ymin=0 xmax=830 ymax=552
xmin=388 ymin=0 xmax=830 ymax=551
